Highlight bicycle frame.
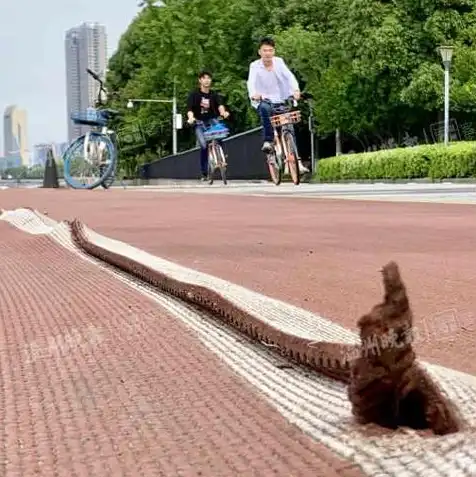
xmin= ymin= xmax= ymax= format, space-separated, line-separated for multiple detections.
xmin=82 ymin=125 xmax=116 ymax=166
xmin=273 ymin=122 xmax=295 ymax=164
xmin=82 ymin=71 xmax=117 ymax=168
xmin=192 ymin=118 xmax=229 ymax=185
xmin=63 ymin=68 xmax=120 ymax=190
xmin=264 ymin=99 xmax=298 ymax=164
xmin=258 ymin=96 xmax=305 ymax=186
xmin=194 ymin=119 xmax=228 ymax=163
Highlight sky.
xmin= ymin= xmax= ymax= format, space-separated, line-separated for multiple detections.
xmin=0 ymin=0 xmax=141 ymax=153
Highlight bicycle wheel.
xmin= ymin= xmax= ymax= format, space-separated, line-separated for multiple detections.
xmin=63 ymin=132 xmax=116 ymax=190
xmin=100 ymin=160 xmax=116 ymax=189
xmin=212 ymin=142 xmax=227 ymax=185
xmin=207 ymin=142 xmax=218 ymax=185
xmin=101 ymin=133 xmax=117 ymax=189
xmin=282 ymin=130 xmax=300 ymax=185
xmin=266 ymin=149 xmax=282 ymax=186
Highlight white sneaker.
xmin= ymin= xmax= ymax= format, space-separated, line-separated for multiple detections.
xmin=261 ymin=141 xmax=273 ymax=152
xmin=286 ymin=160 xmax=309 ymax=175
xmin=299 ymin=160 xmax=309 ymax=173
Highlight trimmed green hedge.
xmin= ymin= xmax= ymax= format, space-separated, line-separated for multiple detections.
xmin=314 ymin=141 xmax=476 ymax=181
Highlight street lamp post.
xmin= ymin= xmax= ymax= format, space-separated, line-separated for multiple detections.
xmin=127 ymin=92 xmax=181 ymax=155
xmin=172 ymin=81 xmax=178 ymax=156
xmin=438 ymin=45 xmax=454 ymax=146
xmin=307 ymin=99 xmax=315 ymax=174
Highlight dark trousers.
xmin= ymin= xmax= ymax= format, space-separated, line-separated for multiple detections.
xmin=257 ymin=102 xmax=274 ymax=142
xmin=257 ymin=102 xmax=298 ymax=146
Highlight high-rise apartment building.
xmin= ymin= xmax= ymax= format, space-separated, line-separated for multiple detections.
xmin=65 ymin=22 xmax=107 ymax=142
xmin=32 ymin=142 xmax=69 ymax=166
xmin=32 ymin=143 xmax=50 ymax=167
xmin=3 ymin=105 xmax=29 ymax=166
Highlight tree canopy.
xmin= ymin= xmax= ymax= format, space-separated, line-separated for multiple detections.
xmin=105 ymin=0 xmax=476 ymax=174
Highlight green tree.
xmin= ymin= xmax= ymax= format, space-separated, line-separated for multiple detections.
xmin=274 ymin=0 xmax=476 ymax=140
xmin=106 ymin=0 xmax=284 ymax=173
xmin=105 ymin=0 xmax=476 ymax=168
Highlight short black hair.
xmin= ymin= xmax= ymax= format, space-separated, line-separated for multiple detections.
xmin=198 ymin=70 xmax=212 ymax=79
xmin=259 ymin=37 xmax=275 ymax=48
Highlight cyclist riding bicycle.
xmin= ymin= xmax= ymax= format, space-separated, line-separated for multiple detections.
xmin=246 ymin=36 xmax=309 ymax=173
xmin=187 ymin=70 xmax=230 ymax=181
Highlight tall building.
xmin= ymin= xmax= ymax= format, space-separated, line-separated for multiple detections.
xmin=65 ymin=22 xmax=107 ymax=142
xmin=32 ymin=141 xmax=69 ymax=166
xmin=53 ymin=141 xmax=69 ymax=159
xmin=31 ymin=143 xmax=50 ymax=166
xmin=3 ymin=105 xmax=29 ymax=166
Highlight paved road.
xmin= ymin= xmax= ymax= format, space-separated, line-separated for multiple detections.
xmin=2 ymin=216 xmax=358 ymax=476
xmin=1 ymin=188 xmax=476 ymax=476
xmin=1 ymin=187 xmax=475 ymax=377
xmin=125 ymin=181 xmax=476 ymax=204
xmin=2 ymin=179 xmax=476 ymax=203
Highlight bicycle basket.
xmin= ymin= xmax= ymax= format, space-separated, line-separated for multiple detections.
xmin=203 ymin=123 xmax=229 ymax=141
xmin=270 ymin=110 xmax=301 ymax=127
xmin=71 ymin=109 xmax=108 ymax=126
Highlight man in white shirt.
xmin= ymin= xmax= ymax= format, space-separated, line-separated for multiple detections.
xmin=247 ymin=37 xmax=301 ymax=149
xmin=247 ymin=37 xmax=309 ymax=172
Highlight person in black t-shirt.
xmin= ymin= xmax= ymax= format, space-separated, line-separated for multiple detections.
xmin=187 ymin=70 xmax=229 ymax=181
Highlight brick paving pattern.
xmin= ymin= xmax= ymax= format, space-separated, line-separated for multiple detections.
xmin=1 ymin=189 xmax=473 ymax=375
xmin=1 ymin=188 xmax=476 ymax=475
xmin=0 ymin=222 xmax=363 ymax=476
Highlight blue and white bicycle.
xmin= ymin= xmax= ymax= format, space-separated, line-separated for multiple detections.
xmin=191 ymin=119 xmax=229 ymax=185
xmin=63 ymin=68 xmax=120 ymax=190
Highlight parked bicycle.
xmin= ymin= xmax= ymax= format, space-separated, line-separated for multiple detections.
xmin=262 ymin=93 xmax=312 ymax=186
xmin=63 ymin=68 xmax=120 ymax=190
xmin=191 ymin=118 xmax=230 ymax=185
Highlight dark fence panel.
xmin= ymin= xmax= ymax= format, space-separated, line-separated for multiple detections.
xmin=143 ymin=127 xmax=272 ymax=180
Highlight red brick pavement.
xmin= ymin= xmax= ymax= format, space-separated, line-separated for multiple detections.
xmin=0 ymin=221 xmax=364 ymax=476
xmin=1 ymin=188 xmax=476 ymax=380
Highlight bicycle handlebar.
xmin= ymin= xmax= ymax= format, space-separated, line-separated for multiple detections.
xmin=187 ymin=117 xmax=227 ymax=127
xmin=87 ymin=68 xmax=101 ymax=82
xmin=259 ymin=92 xmax=313 ymax=108
xmin=259 ymin=96 xmax=296 ymax=107
xmin=86 ymin=68 xmax=108 ymax=106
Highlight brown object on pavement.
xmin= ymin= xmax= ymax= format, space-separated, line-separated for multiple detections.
xmin=69 ymin=219 xmax=357 ymax=383
xmin=1 ymin=190 xmax=475 ymax=381
xmin=69 ymin=220 xmax=464 ymax=436
xmin=348 ymin=261 xmax=462 ymax=435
